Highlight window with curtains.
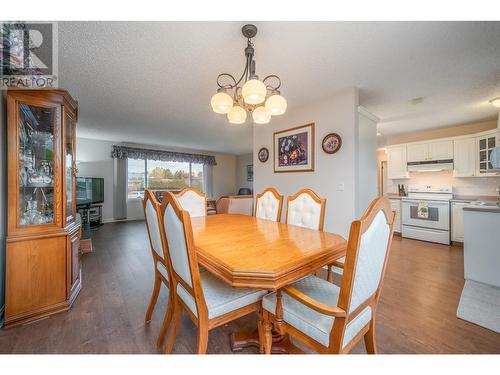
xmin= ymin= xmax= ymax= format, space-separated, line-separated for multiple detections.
xmin=127 ymin=159 xmax=204 ymax=199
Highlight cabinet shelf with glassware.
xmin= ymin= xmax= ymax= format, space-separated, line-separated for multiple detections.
xmin=476 ymin=130 xmax=499 ymax=176
xmin=5 ymin=89 xmax=81 ymax=328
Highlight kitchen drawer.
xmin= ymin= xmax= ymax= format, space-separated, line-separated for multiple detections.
xmin=402 ymin=225 xmax=450 ymax=245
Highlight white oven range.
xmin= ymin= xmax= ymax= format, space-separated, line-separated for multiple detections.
xmin=401 ymin=185 xmax=452 ymax=245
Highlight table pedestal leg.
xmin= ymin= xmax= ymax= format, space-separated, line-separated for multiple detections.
xmin=230 ymin=330 xmax=303 ymax=354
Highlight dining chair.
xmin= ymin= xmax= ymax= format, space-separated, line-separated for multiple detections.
xmin=142 ymin=189 xmax=174 ymax=348
xmin=227 ymin=196 xmax=254 ymax=215
xmin=326 ymin=257 xmax=346 ymax=283
xmin=160 ymin=192 xmax=268 ymax=354
xmin=285 ymin=188 xmax=326 ymax=230
xmin=260 ymin=197 xmax=395 ymax=354
xmin=255 ymin=187 xmax=284 ymax=222
xmin=175 ymin=187 xmax=207 ymax=217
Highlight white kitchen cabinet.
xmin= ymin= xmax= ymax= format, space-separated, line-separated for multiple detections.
xmin=476 ymin=131 xmax=499 ymax=175
xmin=407 ymin=140 xmax=453 ymax=162
xmin=451 ymin=201 xmax=470 ymax=243
xmin=429 ymin=140 xmax=454 ymax=160
xmin=387 ymin=146 xmax=408 ymax=179
xmin=389 ymin=198 xmax=401 ymax=234
xmin=453 ymin=138 xmax=476 ymax=177
xmin=407 ymin=143 xmax=429 ymax=163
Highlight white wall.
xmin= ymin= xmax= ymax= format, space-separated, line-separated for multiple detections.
xmin=236 ymin=153 xmax=254 ymax=193
xmin=356 ymin=111 xmax=378 ymax=217
xmin=0 ymin=92 xmax=6 ymax=324
xmin=253 ymin=87 xmax=361 ymax=237
xmin=76 ymin=138 xmax=116 ymax=222
xmin=76 ymin=137 xmax=238 ymax=221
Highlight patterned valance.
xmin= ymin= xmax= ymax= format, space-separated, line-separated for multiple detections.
xmin=110 ymin=145 xmax=217 ymax=166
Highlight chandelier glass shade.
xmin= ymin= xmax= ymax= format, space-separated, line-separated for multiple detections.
xmin=210 ymin=24 xmax=286 ymax=124
xmin=210 ymin=91 xmax=234 ymax=114
xmin=265 ymin=94 xmax=287 ymax=115
xmin=252 ymin=106 xmax=271 ymax=124
xmin=227 ymin=105 xmax=247 ymax=124
xmin=242 ymin=79 xmax=267 ymax=104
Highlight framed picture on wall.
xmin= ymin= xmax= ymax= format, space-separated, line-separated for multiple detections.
xmin=273 ymin=123 xmax=315 ymax=173
xmin=247 ymin=164 xmax=254 ymax=181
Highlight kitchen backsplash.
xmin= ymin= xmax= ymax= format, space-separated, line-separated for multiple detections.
xmin=388 ymin=171 xmax=500 ymax=197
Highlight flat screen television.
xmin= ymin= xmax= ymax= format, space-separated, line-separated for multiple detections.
xmin=76 ymin=177 xmax=104 ymax=206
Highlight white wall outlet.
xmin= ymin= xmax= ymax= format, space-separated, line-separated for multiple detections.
xmin=337 ymin=182 xmax=345 ymax=191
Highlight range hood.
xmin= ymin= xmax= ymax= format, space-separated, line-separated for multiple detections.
xmin=407 ymin=159 xmax=454 ymax=172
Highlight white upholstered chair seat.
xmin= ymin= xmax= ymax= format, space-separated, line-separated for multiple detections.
xmin=256 ymin=191 xmax=280 ymax=221
xmin=177 ymin=190 xmax=206 ymax=218
xmin=287 ymin=193 xmax=323 ymax=230
xmin=334 ymin=256 xmax=345 ymax=267
xmin=177 ymin=271 xmax=267 ymax=319
xmin=262 ymin=275 xmax=372 ymax=348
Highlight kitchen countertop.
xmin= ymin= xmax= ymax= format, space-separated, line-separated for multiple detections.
xmin=451 ymin=195 xmax=498 ymax=203
xmin=384 ymin=194 xmax=499 ymax=204
xmin=463 ymin=203 xmax=500 ymax=213
xmin=385 ymin=194 xmax=403 ymax=200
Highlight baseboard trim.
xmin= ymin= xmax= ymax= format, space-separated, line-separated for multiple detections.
xmin=102 ymin=217 xmax=143 ymax=224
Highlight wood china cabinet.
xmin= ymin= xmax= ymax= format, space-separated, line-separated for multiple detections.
xmin=5 ymin=89 xmax=81 ymax=328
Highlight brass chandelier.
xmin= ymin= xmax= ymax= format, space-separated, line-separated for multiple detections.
xmin=210 ymin=24 xmax=287 ymax=124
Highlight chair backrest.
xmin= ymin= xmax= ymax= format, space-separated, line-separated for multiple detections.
xmin=160 ymin=192 xmax=207 ymax=318
xmin=228 ymin=196 xmax=253 ymax=216
xmin=332 ymin=197 xmax=395 ymax=347
xmin=142 ymin=190 xmax=166 ymax=261
xmin=216 ymin=196 xmax=230 ymax=214
xmin=176 ymin=187 xmax=207 ymax=218
xmin=286 ymin=189 xmax=326 ymax=230
xmin=255 ymin=188 xmax=283 ymax=222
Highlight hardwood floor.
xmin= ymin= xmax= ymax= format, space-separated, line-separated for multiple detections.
xmin=0 ymin=221 xmax=499 ymax=354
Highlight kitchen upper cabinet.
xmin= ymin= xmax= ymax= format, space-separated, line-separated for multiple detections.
xmin=387 ymin=145 xmax=408 ymax=179
xmin=451 ymin=201 xmax=470 ymax=243
xmin=429 ymin=140 xmax=453 ymax=160
xmin=453 ymin=138 xmax=476 ymax=177
xmin=407 ymin=143 xmax=428 ymax=163
xmin=407 ymin=140 xmax=453 ymax=162
xmin=476 ymin=131 xmax=499 ymax=175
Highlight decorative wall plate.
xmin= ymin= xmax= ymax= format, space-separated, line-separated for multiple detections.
xmin=322 ymin=133 xmax=342 ymax=154
xmin=258 ymin=147 xmax=269 ymax=162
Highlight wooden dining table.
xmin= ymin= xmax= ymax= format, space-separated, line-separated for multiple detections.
xmin=190 ymin=213 xmax=347 ymax=352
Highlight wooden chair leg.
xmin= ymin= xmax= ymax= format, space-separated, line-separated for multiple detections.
xmin=326 ymin=265 xmax=333 ymax=283
xmin=196 ymin=321 xmax=209 ymax=354
xmin=145 ymin=274 xmax=161 ymax=323
xmin=164 ymin=300 xmax=182 ymax=354
xmin=364 ymin=320 xmax=377 ymax=354
xmin=263 ymin=311 xmax=273 ymax=354
xmin=257 ymin=307 xmax=265 ymax=354
xmin=156 ymin=288 xmax=174 ymax=349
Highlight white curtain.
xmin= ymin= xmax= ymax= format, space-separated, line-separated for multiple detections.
xmin=114 ymin=158 xmax=127 ymax=220
xmin=203 ymin=164 xmax=214 ymax=199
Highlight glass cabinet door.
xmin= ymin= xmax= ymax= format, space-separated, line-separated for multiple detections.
xmin=18 ymin=103 xmax=60 ymax=226
xmin=478 ymin=135 xmax=497 ymax=173
xmin=64 ymin=111 xmax=76 ymax=223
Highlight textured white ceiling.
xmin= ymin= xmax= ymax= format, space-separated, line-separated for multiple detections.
xmin=58 ymin=22 xmax=500 ymax=154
